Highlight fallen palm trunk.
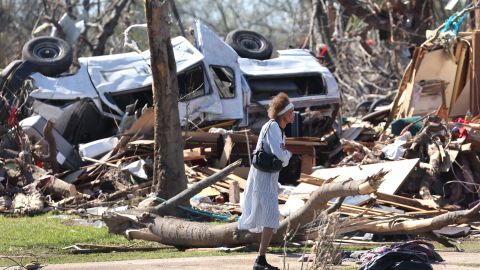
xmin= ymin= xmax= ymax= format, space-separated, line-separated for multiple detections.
xmin=338 ymin=202 xmax=480 ymax=235
xmin=103 ymin=170 xmax=387 ymax=247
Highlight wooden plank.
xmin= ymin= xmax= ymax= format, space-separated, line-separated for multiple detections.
xmin=325 ymin=202 xmax=397 ymax=217
xmin=376 ymin=192 xmax=434 ymax=210
xmin=451 ymin=41 xmax=468 ymax=103
xmin=197 ymin=186 xmax=221 ymax=197
xmin=296 ymin=173 xmax=325 ymax=186
xmin=82 ymin=156 xmax=119 ymax=168
xmin=129 ymin=140 xmax=155 ymax=145
xmin=205 ymin=167 xmax=247 ymax=190
xmin=183 ymin=150 xmax=205 ymax=161
xmin=232 ymin=167 xmax=250 ymax=179
xmin=226 ymin=133 xmax=318 ymax=160
xmin=390 ymin=48 xmax=422 ymax=120
xmin=404 ymin=209 xmax=446 ymax=216
xmin=376 ymin=199 xmax=428 ymax=212
xmin=126 ymin=108 xmax=154 ymax=136
xmin=398 ymin=81 xmax=416 ymax=117
xmin=334 ymin=239 xmax=396 ymax=245
xmin=472 ymin=30 xmax=480 ymax=115
xmin=229 ymin=181 xmax=240 ymax=203
xmin=310 ymin=159 xmax=420 ymax=195
xmin=450 ymin=79 xmax=471 ymax=116
xmin=183 ymin=131 xmax=222 ymax=143
xmin=128 ymin=134 xmax=220 ymax=148
xmin=300 ymin=154 xmax=314 ymax=174
xmin=195 ymin=167 xmax=246 ymax=191
xmin=228 ymin=133 xmax=326 ymax=147
xmin=218 ymin=136 xmax=234 ymax=168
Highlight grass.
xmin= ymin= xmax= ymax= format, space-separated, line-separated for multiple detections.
xmin=2 ymin=213 xmax=480 ymax=268
xmin=0 ymin=212 xmax=242 ymax=266
xmin=433 ymin=239 xmax=480 ymax=252
xmin=0 ymin=213 xmax=130 ymax=254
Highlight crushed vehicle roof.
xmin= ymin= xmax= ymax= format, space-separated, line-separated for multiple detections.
xmin=30 ymin=36 xmax=203 ymax=100
xmin=238 ymin=49 xmax=339 ymax=98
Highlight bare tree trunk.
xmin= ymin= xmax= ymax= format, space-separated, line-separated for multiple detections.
xmin=339 ymin=202 xmax=480 ymax=235
xmin=145 ymin=0 xmax=187 ymax=200
xmin=337 ymin=0 xmax=430 ymax=45
xmin=92 ymin=0 xmax=130 ymax=56
xmin=169 ymin=0 xmax=186 ymax=37
xmin=104 ymin=172 xmax=386 ymax=247
xmin=315 ymin=0 xmax=337 ymax=57
xmin=104 ymin=168 xmax=480 ymax=248
xmin=407 ymin=0 xmax=432 ymax=45
xmin=143 ymin=171 xmax=387 ymax=247
xmin=337 ymin=0 xmax=390 ymax=32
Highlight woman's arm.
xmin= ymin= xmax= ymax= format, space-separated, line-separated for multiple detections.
xmin=266 ymin=122 xmax=292 ymax=167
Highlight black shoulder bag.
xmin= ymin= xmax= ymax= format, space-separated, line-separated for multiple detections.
xmin=251 ymin=120 xmax=284 ymax=173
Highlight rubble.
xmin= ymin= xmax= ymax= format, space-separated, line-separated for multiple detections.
xmin=1 ymin=16 xmax=480 ymax=263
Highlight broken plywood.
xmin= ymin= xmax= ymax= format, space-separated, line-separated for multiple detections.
xmin=410 ymin=80 xmax=447 ymax=116
xmin=414 ymin=49 xmax=457 ymax=109
xmin=472 ymin=30 xmax=480 ymax=115
xmin=450 ymin=80 xmax=471 ymax=117
xmin=310 ymin=158 xmax=419 ymax=195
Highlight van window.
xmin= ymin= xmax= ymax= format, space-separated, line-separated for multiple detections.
xmin=247 ymin=75 xmax=326 ymax=100
xmin=178 ymin=65 xmax=207 ymax=100
xmin=210 ymin=66 xmax=235 ymax=99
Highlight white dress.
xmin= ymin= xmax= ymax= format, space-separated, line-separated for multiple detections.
xmin=238 ymin=120 xmax=292 ymax=233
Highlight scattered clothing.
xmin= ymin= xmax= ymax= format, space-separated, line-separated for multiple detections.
xmin=358 ymin=240 xmax=443 ymax=270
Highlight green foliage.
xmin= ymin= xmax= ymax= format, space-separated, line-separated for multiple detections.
xmin=346 ymin=15 xmax=367 ymax=34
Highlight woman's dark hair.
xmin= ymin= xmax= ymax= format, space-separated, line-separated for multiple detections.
xmin=268 ymin=92 xmax=290 ymax=120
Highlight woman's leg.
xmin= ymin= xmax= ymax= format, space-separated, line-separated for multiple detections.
xmin=254 ymin=227 xmax=279 ymax=269
xmin=259 ymin=227 xmax=273 ymax=256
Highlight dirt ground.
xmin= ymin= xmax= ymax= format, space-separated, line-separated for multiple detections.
xmin=35 ymin=251 xmax=480 ymax=270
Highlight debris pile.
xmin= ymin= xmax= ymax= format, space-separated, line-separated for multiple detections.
xmin=1 ymin=16 xmax=480 ymax=262
xmin=0 ymin=21 xmax=342 ymax=217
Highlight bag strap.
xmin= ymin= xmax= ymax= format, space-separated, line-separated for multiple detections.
xmin=258 ymin=119 xmax=275 ymax=152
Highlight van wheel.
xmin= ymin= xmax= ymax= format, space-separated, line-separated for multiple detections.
xmin=369 ymin=98 xmax=392 ymax=113
xmin=353 ymin=101 xmax=373 ymax=116
xmin=22 ymin=36 xmax=73 ymax=76
xmin=225 ymin=30 xmax=273 ymax=60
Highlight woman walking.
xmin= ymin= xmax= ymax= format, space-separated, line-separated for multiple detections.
xmin=238 ymin=92 xmax=294 ymax=270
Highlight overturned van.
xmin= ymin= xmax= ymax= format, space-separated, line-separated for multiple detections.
xmin=1 ymin=21 xmax=341 ymax=140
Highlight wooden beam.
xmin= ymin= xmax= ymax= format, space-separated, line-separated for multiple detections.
xmin=296 ymin=173 xmax=326 ymax=186
xmin=218 ymin=136 xmax=234 ymax=168
xmin=476 ymin=0 xmax=480 ymax=30
xmin=471 ymin=30 xmax=480 ymax=115
xmin=153 ymin=160 xmax=242 ymax=215
xmin=376 ymin=192 xmax=434 ymax=210
xmin=196 ymin=167 xmax=247 ymax=190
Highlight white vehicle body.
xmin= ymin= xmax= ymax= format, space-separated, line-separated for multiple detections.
xmin=28 ymin=21 xmax=340 ymax=132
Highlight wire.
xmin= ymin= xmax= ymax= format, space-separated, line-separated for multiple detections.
xmin=444 ymin=160 xmax=480 ymax=196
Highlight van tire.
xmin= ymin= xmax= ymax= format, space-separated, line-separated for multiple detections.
xmin=353 ymin=101 xmax=373 ymax=116
xmin=368 ymin=98 xmax=392 ymax=113
xmin=225 ymin=30 xmax=273 ymax=60
xmin=22 ymin=36 xmax=73 ymax=76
